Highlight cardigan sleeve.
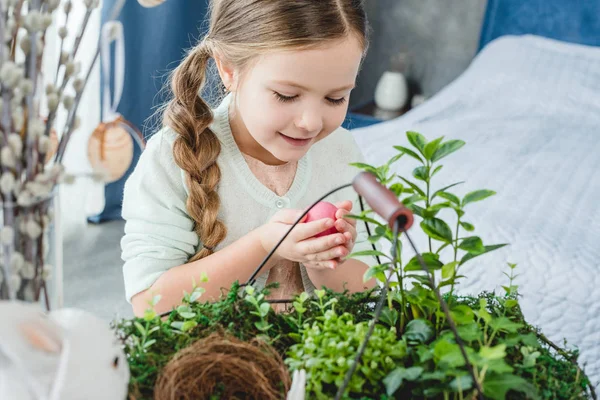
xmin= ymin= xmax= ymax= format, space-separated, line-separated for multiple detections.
xmin=120 ymin=129 xmax=200 ymax=303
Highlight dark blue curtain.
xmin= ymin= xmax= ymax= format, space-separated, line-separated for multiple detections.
xmin=89 ymin=0 xmax=209 ymax=223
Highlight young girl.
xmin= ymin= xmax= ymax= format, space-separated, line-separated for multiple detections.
xmin=121 ymin=0 xmax=378 ymax=316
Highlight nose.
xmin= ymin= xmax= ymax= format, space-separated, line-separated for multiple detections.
xmin=295 ymin=107 xmax=323 ymax=136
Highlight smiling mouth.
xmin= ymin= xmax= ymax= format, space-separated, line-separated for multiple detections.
xmin=279 ymin=132 xmax=313 ymax=147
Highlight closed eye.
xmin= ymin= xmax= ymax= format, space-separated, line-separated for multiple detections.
xmin=273 ymin=92 xmax=298 ymax=103
xmin=274 ymin=91 xmax=347 ymax=106
xmin=113 ymin=356 xmax=119 ymax=368
xmin=326 ymin=97 xmax=346 ymax=106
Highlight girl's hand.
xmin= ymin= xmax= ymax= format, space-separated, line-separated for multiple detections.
xmin=258 ymin=209 xmax=348 ymax=265
xmin=304 ymin=200 xmax=357 ymax=270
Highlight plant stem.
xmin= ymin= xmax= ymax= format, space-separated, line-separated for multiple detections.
xmin=448 ymin=217 xmax=461 ymax=305
xmin=426 ymin=161 xmax=432 ymax=253
xmin=54 ymin=4 xmax=71 ymax=86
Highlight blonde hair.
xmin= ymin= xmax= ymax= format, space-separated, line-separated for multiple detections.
xmin=163 ymin=0 xmax=369 ymax=262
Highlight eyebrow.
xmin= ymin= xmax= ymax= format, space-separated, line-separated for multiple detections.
xmin=272 ymin=80 xmax=356 ymax=92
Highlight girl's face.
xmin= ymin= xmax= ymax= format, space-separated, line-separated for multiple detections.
xmin=225 ymin=36 xmax=364 ymax=165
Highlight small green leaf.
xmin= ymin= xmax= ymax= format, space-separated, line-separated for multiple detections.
xmin=460 ymin=244 xmax=508 ymax=265
xmin=520 ymin=333 xmax=540 ymax=348
xmin=390 ymin=183 xmax=404 ymax=197
xmin=386 ymin=152 xmax=404 ymax=167
xmin=182 ymin=320 xmax=198 ymax=332
xmin=452 ymin=205 xmax=466 ymax=218
xmin=442 ymin=262 xmax=458 ymax=279
xmin=134 ymin=322 xmax=146 ymax=336
xmin=436 ymin=191 xmax=460 ymax=205
xmin=462 ymin=189 xmax=496 ymax=207
xmin=393 ymin=145 xmax=424 ymax=163
xmin=480 ymin=344 xmax=507 ymax=361
xmin=457 ymin=323 xmax=483 ymax=343
xmin=143 ymin=309 xmax=157 ymax=322
xmin=460 ymin=221 xmax=475 ymax=231
xmin=505 ymin=299 xmax=519 ymax=309
xmin=421 ymin=218 xmax=453 ymax=243
xmin=406 ymin=131 xmax=427 ymax=154
xmin=483 ymin=374 xmax=539 ymax=400
xmin=364 ymin=265 xmax=387 ymax=282
xmin=401 ymin=194 xmax=425 ymax=206
xmin=431 ymin=165 xmax=443 ymax=177
xmin=450 ymin=305 xmax=475 ymax=325
xmin=423 ymin=136 xmax=444 ymax=160
xmin=412 ymin=166 xmax=429 ymax=182
xmin=431 ymin=140 xmax=466 ymax=162
xmin=384 ymin=368 xmax=404 ymax=395
xmin=399 ymin=177 xmax=426 ymax=197
xmin=346 ymin=214 xmax=382 ymax=227
xmin=404 ymin=319 xmax=434 ymax=343
xmin=410 ymin=204 xmax=426 ymax=218
xmin=450 ymin=375 xmax=473 ymax=392
xmin=404 ymin=253 xmax=443 ymax=272
xmin=259 ymin=302 xmax=271 ymax=317
xmin=379 ymin=307 xmax=399 ymax=327
xmin=348 ymin=249 xmax=389 ymax=259
xmin=178 ymin=312 xmax=196 ymax=319
xmin=425 ymin=202 xmax=452 ymax=218
xmin=254 ymin=320 xmax=272 ymax=332
xmin=199 ymin=271 xmax=209 ymax=282
xmin=349 ymin=162 xmax=378 ymax=175
xmin=384 ymin=366 xmax=424 ymax=396
xmin=403 ymin=366 xmax=424 ymax=381
xmin=144 ymin=339 xmax=157 ymax=349
xmin=170 ymin=321 xmax=184 ymax=331
xmin=490 ymin=317 xmax=522 ymax=333
xmin=434 ymin=340 xmax=466 ymax=368
xmin=458 ymin=236 xmax=485 ymax=254
xmin=189 ymin=288 xmax=205 ymax=303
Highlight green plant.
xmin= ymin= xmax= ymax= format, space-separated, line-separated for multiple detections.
xmin=114 ymin=131 xmax=595 ymax=400
xmin=286 ymin=307 xmax=406 ymax=399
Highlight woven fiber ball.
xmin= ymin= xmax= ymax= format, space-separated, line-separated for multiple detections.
xmin=153 ymin=332 xmax=292 ymax=400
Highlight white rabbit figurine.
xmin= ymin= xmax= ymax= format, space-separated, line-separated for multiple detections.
xmin=0 ymin=301 xmax=130 ymax=400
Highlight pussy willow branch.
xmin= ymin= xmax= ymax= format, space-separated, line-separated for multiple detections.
xmin=25 ymin=0 xmax=42 ymax=181
xmin=71 ymin=8 xmax=93 ymax=62
xmin=9 ymin=0 xmax=25 ymax=61
xmin=54 ymin=3 xmax=71 ymax=85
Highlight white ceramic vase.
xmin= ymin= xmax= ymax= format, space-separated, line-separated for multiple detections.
xmin=374 ymin=71 xmax=409 ymax=111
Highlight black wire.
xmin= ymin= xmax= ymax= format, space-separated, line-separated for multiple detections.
xmin=334 ymin=218 xmax=402 ymax=400
xmin=358 ymin=195 xmax=383 ymax=266
xmin=403 ymin=231 xmax=485 ymax=399
xmin=245 ymin=183 xmax=354 ymax=286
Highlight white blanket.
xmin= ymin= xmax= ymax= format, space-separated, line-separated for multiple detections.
xmin=352 ymin=35 xmax=600 ymax=384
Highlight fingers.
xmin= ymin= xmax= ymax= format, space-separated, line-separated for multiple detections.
xmin=335 ymin=218 xmax=357 ymax=243
xmin=334 ymin=200 xmax=353 ymax=213
xmin=304 ymin=259 xmax=340 ymax=270
xmin=335 ymin=208 xmax=357 ymax=227
xmin=291 ymin=218 xmax=337 ymax=241
xmin=301 ymin=240 xmax=349 ymax=263
xmin=298 ymin=232 xmax=346 ymax=254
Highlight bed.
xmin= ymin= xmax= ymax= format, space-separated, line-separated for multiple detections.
xmin=351 ymin=3 xmax=600 ymax=385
